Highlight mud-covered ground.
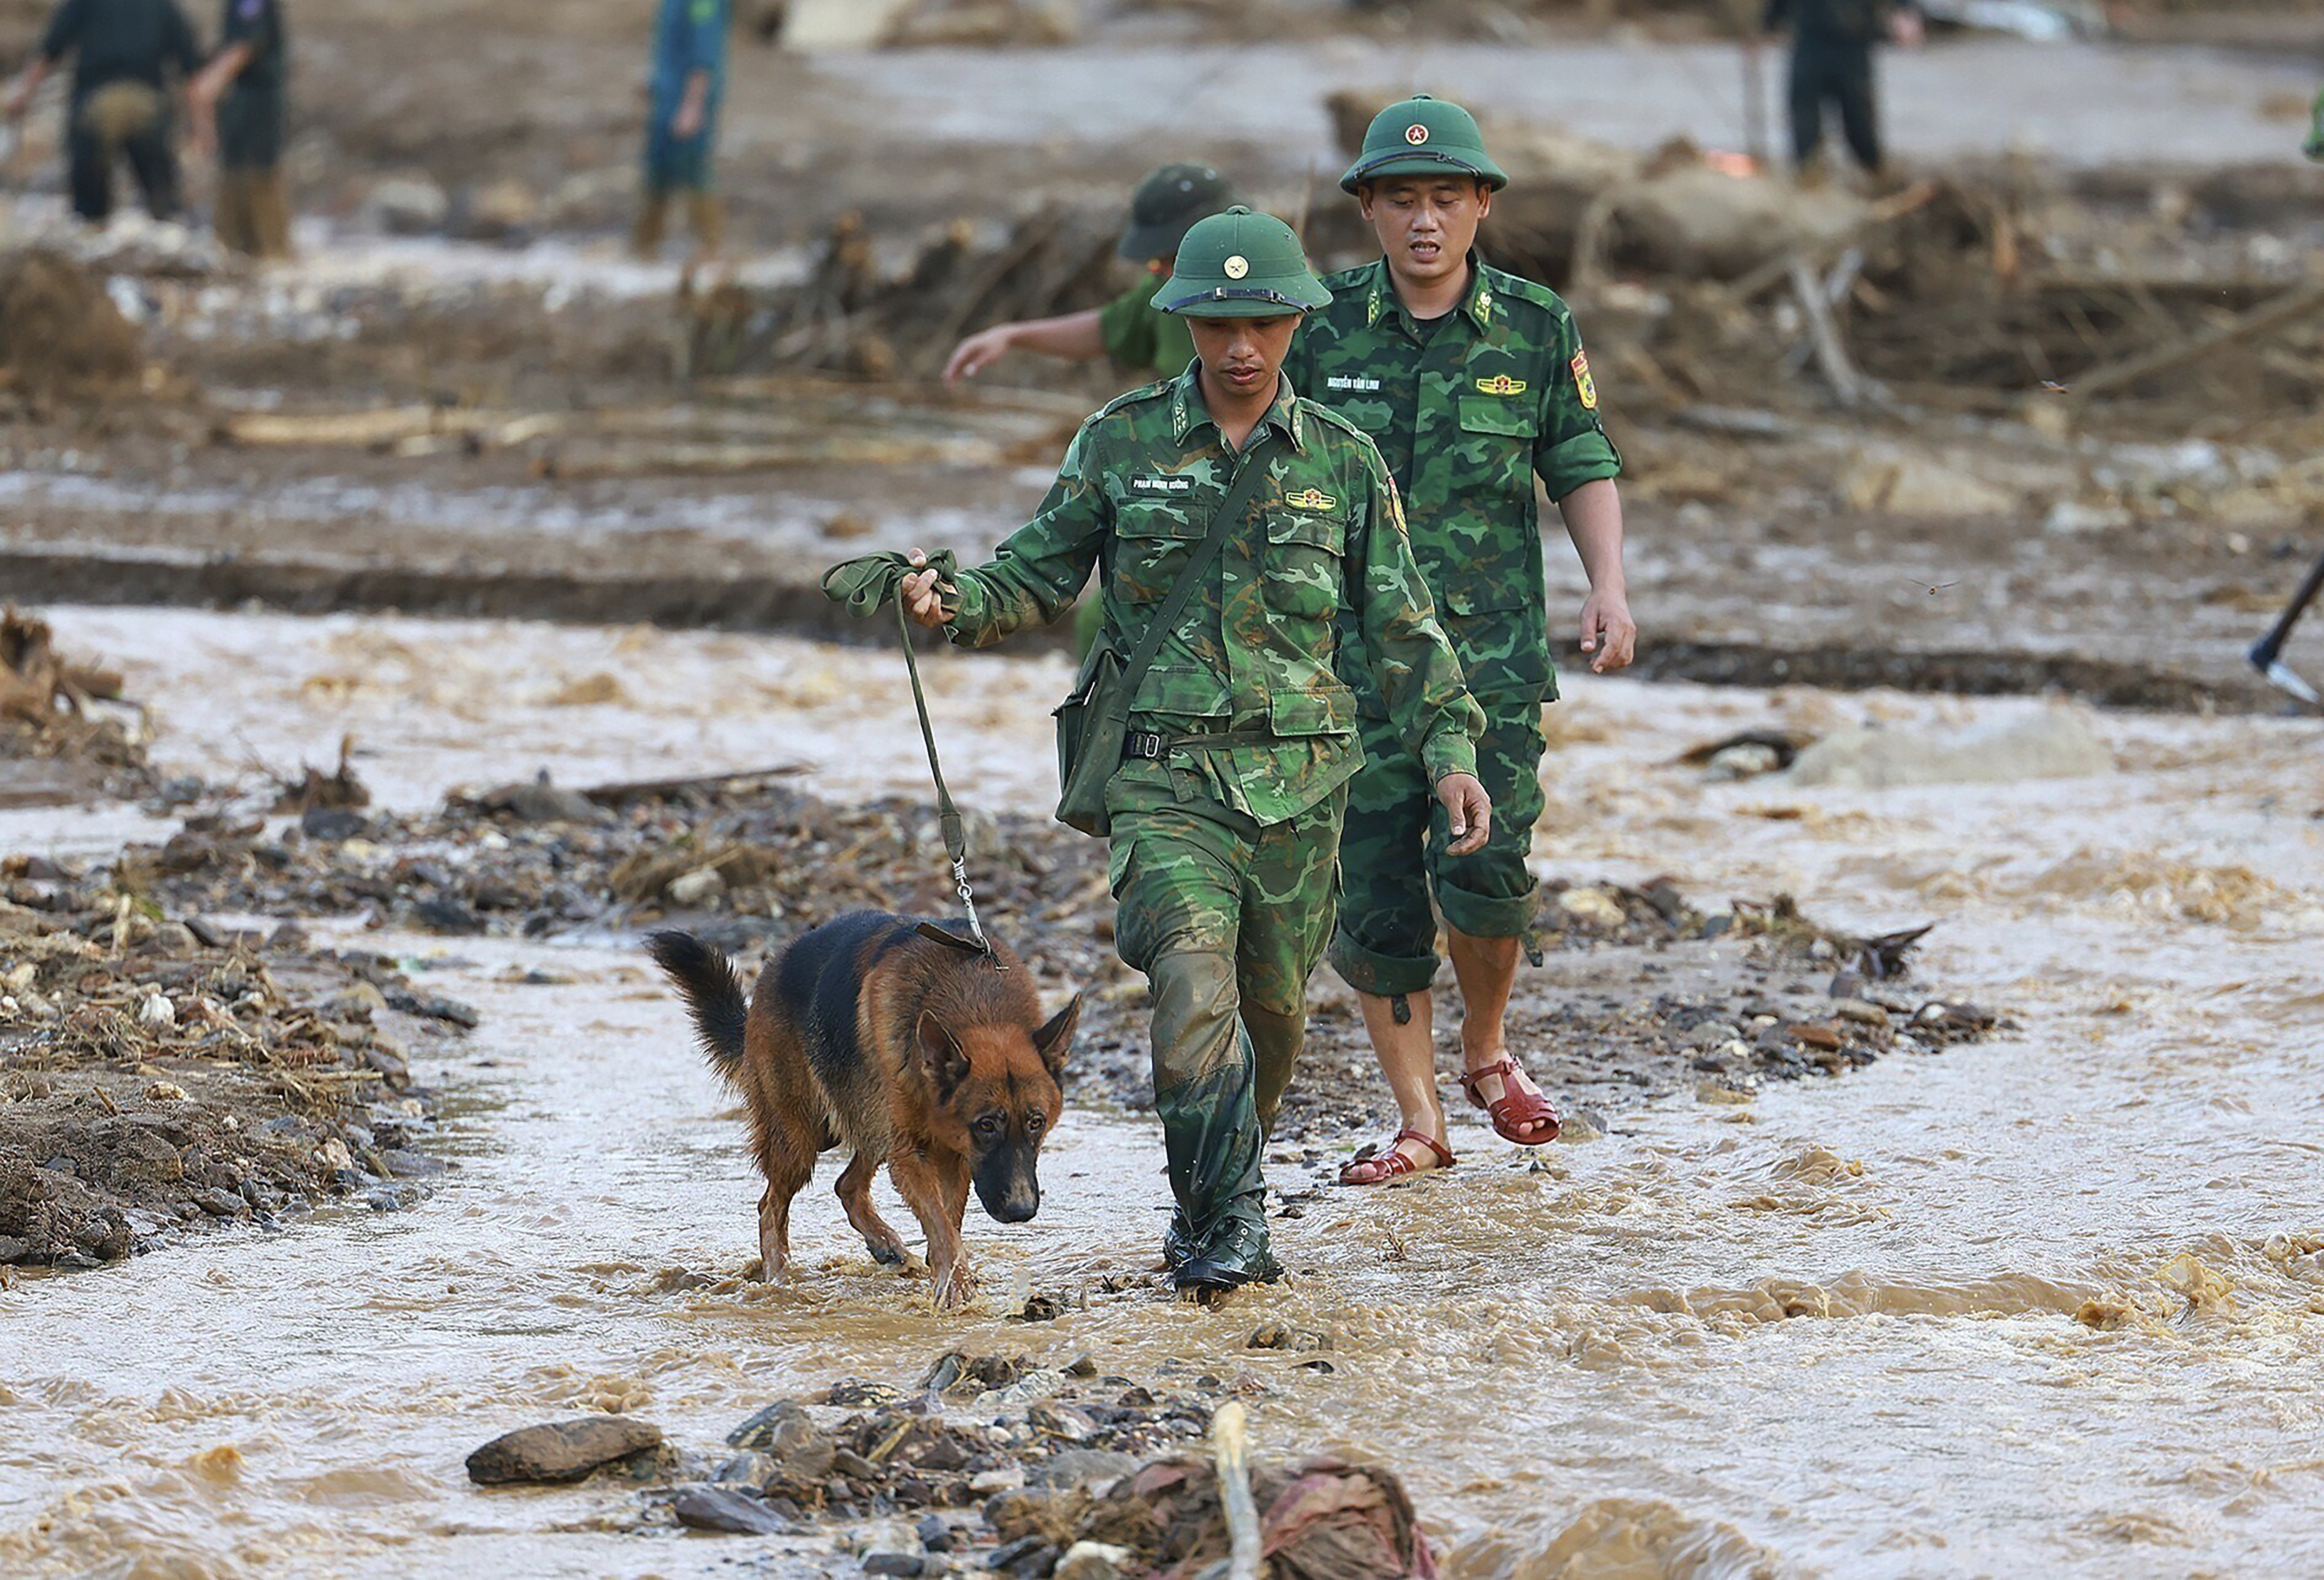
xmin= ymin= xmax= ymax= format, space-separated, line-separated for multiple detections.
xmin=0 ymin=882 xmax=469 ymax=1270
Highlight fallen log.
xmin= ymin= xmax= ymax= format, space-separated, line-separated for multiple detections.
xmin=531 ymin=434 xmax=1004 ymax=480
xmin=1725 ymin=180 xmax=1938 ymax=303
xmin=2066 ymin=278 xmax=2324 ymax=404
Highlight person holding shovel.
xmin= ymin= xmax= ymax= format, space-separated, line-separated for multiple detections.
xmin=1285 ymin=94 xmax=1634 ymax=1185
xmin=1763 ymin=0 xmax=1923 ymax=179
xmin=4 ymin=0 xmax=203 ymax=224
xmin=868 ymin=207 xmax=1489 ymax=1297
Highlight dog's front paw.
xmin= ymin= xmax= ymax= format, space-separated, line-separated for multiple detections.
xmin=931 ymin=1262 xmax=977 ymax=1311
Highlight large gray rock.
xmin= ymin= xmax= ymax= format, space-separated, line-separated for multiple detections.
xmin=465 ymin=1415 xmax=662 ymax=1485
xmin=1788 ymin=707 xmax=2114 ymax=790
xmin=673 ymin=1483 xmax=792 ymax=1535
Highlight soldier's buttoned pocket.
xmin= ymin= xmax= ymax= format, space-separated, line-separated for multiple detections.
xmin=1457 ymin=395 xmax=1538 ymax=500
xmin=1262 ymin=509 xmax=1346 ymax=622
xmin=1113 ymin=504 xmax=1205 ymax=604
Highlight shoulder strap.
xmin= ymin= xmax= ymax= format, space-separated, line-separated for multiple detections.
xmin=1114 ymin=428 xmax=1280 ymax=698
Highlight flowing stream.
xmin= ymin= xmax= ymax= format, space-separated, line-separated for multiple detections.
xmin=4 ymin=605 xmax=2321 ymax=1577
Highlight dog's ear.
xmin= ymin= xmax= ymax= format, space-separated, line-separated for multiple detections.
xmin=918 ymin=1011 xmax=970 ymax=1095
xmin=1032 ymin=993 xmax=1081 ymax=1082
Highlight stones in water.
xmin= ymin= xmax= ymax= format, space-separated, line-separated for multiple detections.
xmin=465 ymin=1415 xmax=663 ymax=1485
xmin=671 ymin=1483 xmax=791 ymax=1535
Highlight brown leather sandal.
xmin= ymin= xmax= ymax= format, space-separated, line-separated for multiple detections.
xmin=1337 ymin=1127 xmax=1455 ymax=1185
xmin=1459 ymin=1056 xmax=1561 ymax=1145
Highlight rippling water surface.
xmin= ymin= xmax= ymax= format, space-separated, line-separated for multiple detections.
xmin=5 ymin=607 xmax=2321 ymax=1576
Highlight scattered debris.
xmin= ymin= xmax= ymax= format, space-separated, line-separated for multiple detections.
xmin=0 ymin=607 xmax=150 ymax=807
xmin=0 ymin=249 xmax=144 ymax=404
xmin=0 ymin=879 xmax=462 ymax=1267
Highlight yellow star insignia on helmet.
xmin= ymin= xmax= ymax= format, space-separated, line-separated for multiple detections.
xmin=1283 ymin=488 xmax=1337 ymax=512
xmin=1474 ymin=373 xmax=1527 ymax=396
xmin=1222 ymin=255 xmax=1249 ymax=279
xmin=1404 ymin=123 xmax=1429 ymax=145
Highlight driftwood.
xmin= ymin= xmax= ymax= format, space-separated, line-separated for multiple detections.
xmin=1725 ymin=180 xmax=1938 ymax=303
xmin=575 ymin=763 xmax=805 ymax=808
xmin=531 ymin=434 xmax=1003 ymax=481
xmin=2066 ymin=278 xmax=2324 ymax=404
xmin=1211 ymin=1402 xmax=1261 ymax=1580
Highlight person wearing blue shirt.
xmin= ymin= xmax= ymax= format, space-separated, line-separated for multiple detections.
xmin=635 ymin=0 xmax=728 ymax=259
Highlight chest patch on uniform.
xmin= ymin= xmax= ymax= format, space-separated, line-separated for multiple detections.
xmin=1129 ymin=475 xmax=1193 ymax=494
xmin=1571 ymin=350 xmax=1598 ymax=411
xmin=1282 ymin=488 xmax=1337 ymax=512
xmin=1473 ymin=373 xmax=1526 ymax=396
xmin=1324 ymin=375 xmax=1382 ymax=393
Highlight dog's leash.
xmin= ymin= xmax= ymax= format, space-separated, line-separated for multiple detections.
xmin=895 ymin=598 xmax=1000 ymax=966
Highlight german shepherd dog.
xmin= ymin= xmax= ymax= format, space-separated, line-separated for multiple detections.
xmin=648 ymin=914 xmax=1080 ymax=1310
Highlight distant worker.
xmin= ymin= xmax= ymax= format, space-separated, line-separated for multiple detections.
xmin=634 ymin=0 xmax=729 ymax=260
xmin=1762 ymin=0 xmax=1923 ymax=178
xmin=943 ymin=163 xmax=1237 ymax=385
xmin=2 ymin=0 xmax=204 ymax=225
xmin=188 ymin=0 xmax=290 ymax=257
xmin=2307 ymin=88 xmax=2323 ymax=162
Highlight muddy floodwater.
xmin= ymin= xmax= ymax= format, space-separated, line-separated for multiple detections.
xmin=5 ymin=605 xmax=2324 ymax=1577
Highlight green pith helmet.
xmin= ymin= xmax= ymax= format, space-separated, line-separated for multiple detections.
xmin=1340 ymin=93 xmax=1508 ymax=193
xmin=1119 ymin=162 xmax=1237 ymax=261
xmin=1151 ymin=206 xmax=1332 ymax=317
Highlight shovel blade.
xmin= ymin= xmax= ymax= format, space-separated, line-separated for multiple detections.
xmin=2258 ymin=658 xmax=2321 ymax=705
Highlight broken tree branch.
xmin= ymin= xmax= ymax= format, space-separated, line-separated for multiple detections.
xmin=2067 ymin=278 xmax=2324 ymax=404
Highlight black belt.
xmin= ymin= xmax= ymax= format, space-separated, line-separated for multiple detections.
xmin=1124 ymin=729 xmax=1274 ymax=761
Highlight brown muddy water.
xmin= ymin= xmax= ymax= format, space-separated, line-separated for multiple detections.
xmin=5 ymin=604 xmax=2324 ymax=1576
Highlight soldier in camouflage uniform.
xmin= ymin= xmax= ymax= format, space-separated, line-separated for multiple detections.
xmin=1285 ymin=94 xmax=1635 ymax=1185
xmin=944 ymin=162 xmax=1235 ymax=386
xmin=899 ymin=207 xmax=1488 ymax=1296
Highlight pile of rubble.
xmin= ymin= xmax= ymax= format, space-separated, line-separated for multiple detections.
xmin=468 ymin=1346 xmax=1438 ymax=1577
xmin=0 ymin=875 xmax=465 ymax=1269
xmin=0 ymin=608 xmax=154 ymax=808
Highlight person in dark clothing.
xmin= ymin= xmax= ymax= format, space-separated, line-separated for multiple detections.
xmin=3 ymin=0 xmax=203 ymax=223
xmin=189 ymin=0 xmax=291 ymax=256
xmin=1762 ymin=0 xmax=1922 ymax=177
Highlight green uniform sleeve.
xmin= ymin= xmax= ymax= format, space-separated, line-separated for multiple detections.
xmin=1349 ymin=449 xmax=1482 ymax=781
xmin=1097 ymin=282 xmax=1159 ymax=370
xmin=1534 ymin=312 xmax=1622 ymax=504
xmin=946 ymin=422 xmax=1109 ymax=648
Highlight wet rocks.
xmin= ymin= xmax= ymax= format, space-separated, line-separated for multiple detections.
xmin=671 ymin=1483 xmax=791 ymax=1534
xmin=724 ymin=1400 xmax=836 ymax=1482
xmin=1788 ymin=706 xmax=2115 ymax=789
xmin=466 ymin=1415 xmax=664 ymax=1485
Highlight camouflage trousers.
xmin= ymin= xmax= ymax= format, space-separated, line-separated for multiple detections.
xmin=1327 ymin=694 xmax=1545 ymax=998
xmin=1105 ymin=760 xmax=1344 ymax=1265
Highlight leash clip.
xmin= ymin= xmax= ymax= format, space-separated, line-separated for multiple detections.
xmin=952 ymin=856 xmax=1002 ymax=968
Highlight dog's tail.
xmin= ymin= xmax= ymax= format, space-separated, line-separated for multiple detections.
xmin=647 ymin=929 xmax=749 ymax=1081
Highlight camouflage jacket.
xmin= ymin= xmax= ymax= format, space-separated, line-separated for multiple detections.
xmin=944 ymin=365 xmax=1484 ymax=826
xmin=1097 ymin=276 xmax=1196 ymax=378
xmin=1285 ymin=254 xmax=1621 ymax=711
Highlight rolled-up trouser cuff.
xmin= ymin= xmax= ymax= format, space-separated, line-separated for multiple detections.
xmin=1436 ymin=869 xmax=1539 ymax=941
xmin=1327 ymin=926 xmax=1439 ymax=999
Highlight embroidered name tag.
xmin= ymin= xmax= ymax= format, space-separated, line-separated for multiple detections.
xmin=1324 ymin=375 xmax=1383 ymax=393
xmin=1474 ymin=373 xmax=1526 ymax=396
xmin=1283 ymin=488 xmax=1337 ymax=512
xmin=1129 ymin=476 xmax=1193 ymax=493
